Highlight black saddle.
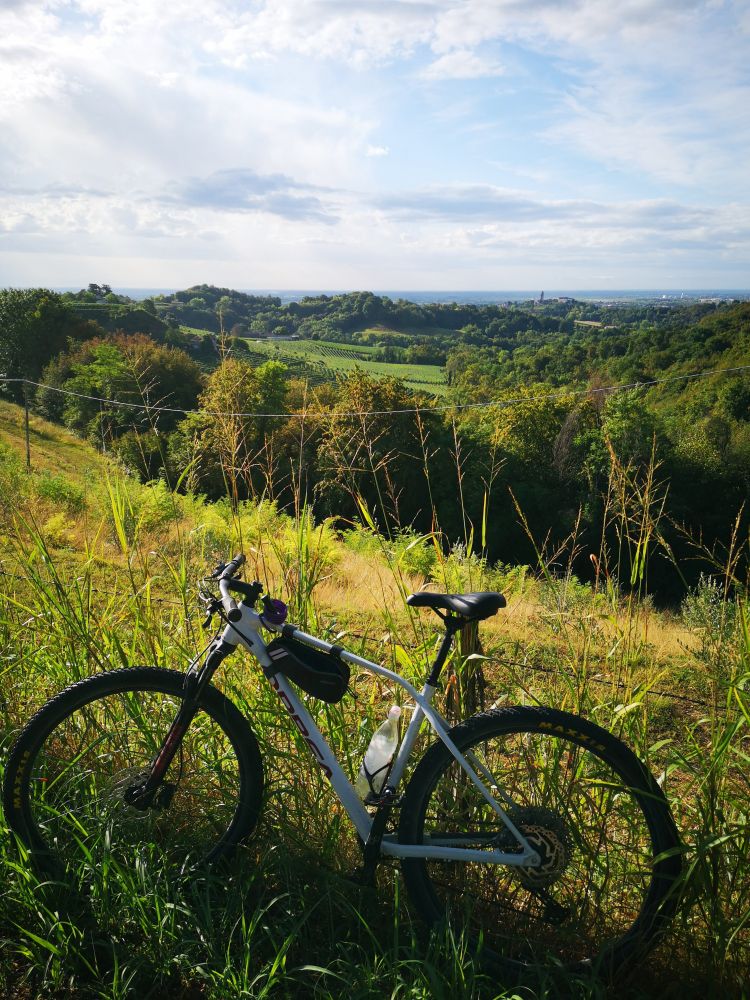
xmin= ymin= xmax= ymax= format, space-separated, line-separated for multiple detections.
xmin=406 ymin=591 xmax=506 ymax=621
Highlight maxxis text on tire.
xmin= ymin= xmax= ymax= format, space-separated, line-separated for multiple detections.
xmin=2 ymin=667 xmax=264 ymax=870
xmin=398 ymin=706 xmax=681 ymax=978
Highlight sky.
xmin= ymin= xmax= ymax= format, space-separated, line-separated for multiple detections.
xmin=1 ymin=0 xmax=749 ymax=291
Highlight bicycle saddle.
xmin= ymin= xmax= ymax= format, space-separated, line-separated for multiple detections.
xmin=406 ymin=591 xmax=506 ymax=621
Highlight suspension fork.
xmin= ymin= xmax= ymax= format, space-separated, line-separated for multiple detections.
xmin=125 ymin=639 xmax=235 ymax=809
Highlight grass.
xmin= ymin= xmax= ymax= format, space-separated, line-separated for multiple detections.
xmin=179 ymin=324 xmax=448 ymax=393
xmin=240 ymin=340 xmax=446 ymax=393
xmin=0 ymin=411 xmax=749 ymax=998
xmin=0 ymin=400 xmax=108 ymax=483
xmin=233 ymin=335 xmax=446 ymax=395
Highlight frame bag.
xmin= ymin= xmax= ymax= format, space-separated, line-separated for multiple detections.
xmin=265 ymin=636 xmax=350 ymax=704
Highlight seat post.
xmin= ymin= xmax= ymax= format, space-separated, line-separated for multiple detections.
xmin=425 ymin=616 xmax=462 ymax=687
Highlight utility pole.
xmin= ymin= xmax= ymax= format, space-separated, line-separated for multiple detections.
xmin=24 ymin=382 xmax=31 ymax=471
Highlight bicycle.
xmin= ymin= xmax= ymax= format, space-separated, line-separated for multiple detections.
xmin=2 ymin=554 xmax=682 ymax=977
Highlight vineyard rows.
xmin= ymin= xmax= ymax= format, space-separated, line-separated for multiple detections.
xmin=239 ymin=339 xmax=446 ymax=395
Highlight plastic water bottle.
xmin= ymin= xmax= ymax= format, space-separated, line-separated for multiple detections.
xmin=355 ymin=706 xmax=401 ymax=800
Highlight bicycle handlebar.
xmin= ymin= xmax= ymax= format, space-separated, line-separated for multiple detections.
xmin=219 ymin=579 xmax=243 ymax=622
xmin=213 ymin=553 xmax=246 ymax=580
xmin=206 ymin=555 xmax=268 ymax=623
xmin=209 ymin=554 xmax=247 ymax=622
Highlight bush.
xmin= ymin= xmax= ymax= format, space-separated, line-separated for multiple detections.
xmin=42 ymin=512 xmax=74 ymax=547
xmin=681 ymin=573 xmax=738 ymax=655
xmin=392 ymin=529 xmax=437 ymax=579
xmin=178 ymin=494 xmax=234 ymax=560
xmin=0 ymin=442 xmax=27 ymax=514
xmin=138 ymin=479 xmax=179 ymax=534
xmin=539 ymin=571 xmax=599 ymax=615
xmin=342 ymin=526 xmax=383 ymax=559
xmin=34 ymin=472 xmax=86 ymax=515
xmin=434 ymin=543 xmax=490 ymax=593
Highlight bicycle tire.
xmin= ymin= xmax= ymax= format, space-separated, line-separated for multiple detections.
xmin=398 ymin=706 xmax=681 ymax=977
xmin=2 ymin=668 xmax=264 ymax=870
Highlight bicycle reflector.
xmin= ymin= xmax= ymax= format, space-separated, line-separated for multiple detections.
xmin=263 ymin=599 xmax=288 ymax=626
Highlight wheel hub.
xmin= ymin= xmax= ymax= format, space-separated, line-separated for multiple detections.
xmin=123 ymin=778 xmax=177 ymax=811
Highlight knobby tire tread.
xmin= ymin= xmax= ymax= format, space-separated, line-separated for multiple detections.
xmin=2 ymin=667 xmax=264 ymax=864
xmin=398 ymin=705 xmax=682 ymax=978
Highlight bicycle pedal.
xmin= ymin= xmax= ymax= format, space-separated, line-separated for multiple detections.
xmin=154 ymin=783 xmax=177 ymax=810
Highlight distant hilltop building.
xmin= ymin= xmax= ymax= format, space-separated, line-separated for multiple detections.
xmin=538 ymin=290 xmax=545 ymax=303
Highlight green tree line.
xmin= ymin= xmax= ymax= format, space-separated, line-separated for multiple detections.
xmin=2 ymin=286 xmax=748 ymax=601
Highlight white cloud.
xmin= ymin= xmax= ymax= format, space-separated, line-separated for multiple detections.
xmin=0 ymin=0 xmax=748 ymax=288
xmin=420 ymin=49 xmax=504 ymax=80
xmin=429 ymin=0 xmax=700 ymax=56
xmin=204 ymin=0 xmax=438 ymax=68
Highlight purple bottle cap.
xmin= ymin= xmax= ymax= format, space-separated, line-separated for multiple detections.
xmin=263 ymin=599 xmax=288 ymax=625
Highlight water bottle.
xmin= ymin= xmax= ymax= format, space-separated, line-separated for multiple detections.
xmin=355 ymin=706 xmax=401 ymax=800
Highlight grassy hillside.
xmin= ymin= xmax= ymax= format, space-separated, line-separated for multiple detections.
xmin=0 ymin=399 xmax=108 ymax=482
xmin=228 ymin=332 xmax=447 ymax=395
xmin=0 ymin=412 xmax=748 ymax=998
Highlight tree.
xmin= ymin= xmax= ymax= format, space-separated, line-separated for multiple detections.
xmin=601 ymin=390 xmax=659 ymax=467
xmin=316 ymin=371 xmax=448 ymax=533
xmin=172 ymin=358 xmax=289 ymax=502
xmin=35 ymin=333 xmax=204 ymax=447
xmin=0 ymin=289 xmax=88 ymax=401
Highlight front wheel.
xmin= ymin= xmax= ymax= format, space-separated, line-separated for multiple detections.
xmin=2 ymin=668 xmax=264 ymax=871
xmin=399 ymin=707 xmax=681 ymax=977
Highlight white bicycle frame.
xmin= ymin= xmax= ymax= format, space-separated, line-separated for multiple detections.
xmin=215 ymin=589 xmax=541 ymax=870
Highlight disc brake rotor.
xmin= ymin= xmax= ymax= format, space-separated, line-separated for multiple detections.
xmin=497 ymin=806 xmax=571 ymax=890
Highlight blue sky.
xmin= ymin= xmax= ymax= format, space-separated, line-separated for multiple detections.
xmin=1 ymin=0 xmax=749 ymax=290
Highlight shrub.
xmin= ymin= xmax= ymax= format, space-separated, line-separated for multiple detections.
xmin=42 ymin=512 xmax=74 ymax=548
xmin=0 ymin=442 xmax=27 ymax=514
xmin=34 ymin=472 xmax=86 ymax=515
xmin=681 ymin=573 xmax=738 ymax=663
xmin=342 ymin=526 xmax=382 ymax=559
xmin=392 ymin=529 xmax=437 ymax=579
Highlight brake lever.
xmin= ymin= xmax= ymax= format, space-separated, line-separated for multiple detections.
xmin=201 ymin=597 xmax=223 ymax=630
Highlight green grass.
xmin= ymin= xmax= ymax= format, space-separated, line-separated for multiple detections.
xmin=177 ymin=327 xmax=448 ymax=396
xmin=0 ymin=400 xmax=108 ymax=483
xmin=180 ymin=325 xmax=216 ymax=337
xmin=0 ymin=423 xmax=748 ymax=998
xmin=239 ymin=338 xmax=446 ymax=395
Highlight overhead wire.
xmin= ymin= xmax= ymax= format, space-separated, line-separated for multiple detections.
xmin=2 ymin=362 xmax=750 ymax=420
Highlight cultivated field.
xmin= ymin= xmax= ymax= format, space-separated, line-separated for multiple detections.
xmin=237 ymin=335 xmax=447 ymax=395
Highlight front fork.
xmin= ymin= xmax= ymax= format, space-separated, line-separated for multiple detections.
xmin=124 ymin=638 xmax=235 ymax=810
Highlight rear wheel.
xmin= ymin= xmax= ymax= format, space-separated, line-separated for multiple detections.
xmin=3 ymin=668 xmax=263 ymax=871
xmin=399 ymin=707 xmax=681 ymax=976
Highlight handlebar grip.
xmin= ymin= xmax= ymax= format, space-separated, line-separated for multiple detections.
xmin=223 ymin=553 xmax=246 ymax=578
xmin=214 ymin=553 xmax=246 ymax=580
xmin=222 ymin=594 xmax=243 ymax=622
